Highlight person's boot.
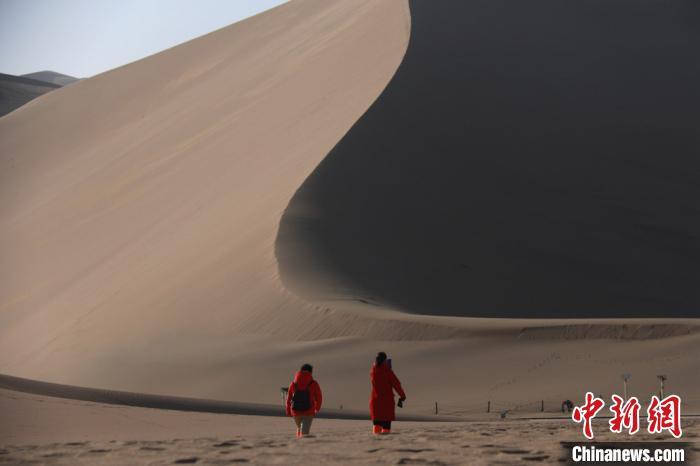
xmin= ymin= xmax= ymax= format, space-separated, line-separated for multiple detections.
xmin=296 ymin=429 xmax=302 ymax=438
xmin=381 ymin=428 xmax=391 ymax=434
xmin=372 ymin=425 xmax=382 ymax=435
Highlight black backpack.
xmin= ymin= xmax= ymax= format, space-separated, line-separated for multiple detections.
xmin=291 ymin=381 xmax=314 ymax=411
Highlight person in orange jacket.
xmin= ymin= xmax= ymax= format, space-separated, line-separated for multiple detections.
xmin=370 ymin=352 xmax=406 ymax=434
xmin=285 ymin=363 xmax=323 ymax=437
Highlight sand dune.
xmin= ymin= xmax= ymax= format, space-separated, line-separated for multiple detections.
xmin=0 ymin=0 xmax=411 ymax=392
xmin=1 ymin=0 xmax=699 ymax=436
xmin=278 ymin=0 xmax=700 ymax=318
xmin=0 ymin=73 xmax=61 ymax=117
xmin=21 ymin=71 xmax=79 ymax=87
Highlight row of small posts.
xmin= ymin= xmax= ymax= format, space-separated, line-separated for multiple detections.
xmin=435 ymin=374 xmax=668 ymax=415
xmin=431 ymin=400 xmax=544 ymax=415
xmin=280 ymin=374 xmax=668 ymax=415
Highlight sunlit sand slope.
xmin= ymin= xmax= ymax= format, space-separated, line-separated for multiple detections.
xmin=0 ymin=0 xmax=410 ymax=384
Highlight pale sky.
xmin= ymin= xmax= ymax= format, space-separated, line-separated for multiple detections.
xmin=0 ymin=0 xmax=288 ymax=78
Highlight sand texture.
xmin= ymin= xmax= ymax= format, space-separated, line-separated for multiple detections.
xmin=0 ymin=0 xmax=413 ymax=393
xmin=1 ymin=0 xmax=699 ymax=459
xmin=2 ymin=390 xmax=696 ymax=465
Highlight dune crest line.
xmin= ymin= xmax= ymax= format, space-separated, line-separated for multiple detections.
xmin=0 ymin=373 xmax=457 ymax=422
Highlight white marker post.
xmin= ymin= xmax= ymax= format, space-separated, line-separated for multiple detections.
xmin=657 ymin=375 xmax=667 ymax=399
xmin=622 ymin=373 xmax=631 ymax=400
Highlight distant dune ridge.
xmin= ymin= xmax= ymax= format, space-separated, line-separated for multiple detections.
xmin=0 ymin=0 xmax=699 ymax=417
xmin=0 ymin=71 xmax=77 ymax=117
xmin=0 ymin=73 xmax=61 ymax=117
xmin=21 ymin=71 xmax=79 ymax=87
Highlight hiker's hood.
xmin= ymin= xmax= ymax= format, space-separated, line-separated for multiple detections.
xmin=371 ymin=362 xmax=390 ymax=374
xmin=293 ymin=370 xmax=314 ymax=389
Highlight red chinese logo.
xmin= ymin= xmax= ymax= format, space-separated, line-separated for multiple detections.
xmin=572 ymin=393 xmax=683 ymax=439
xmin=572 ymin=392 xmax=605 ymax=439
xmin=609 ymin=395 xmax=640 ymax=435
xmin=647 ymin=395 xmax=682 ymax=438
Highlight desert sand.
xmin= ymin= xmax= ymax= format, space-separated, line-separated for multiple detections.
xmin=1 ymin=390 xmax=697 ymax=465
xmin=1 ymin=0 xmax=699 ymax=463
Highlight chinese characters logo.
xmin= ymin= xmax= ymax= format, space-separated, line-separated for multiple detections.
xmin=571 ymin=392 xmax=682 ymax=439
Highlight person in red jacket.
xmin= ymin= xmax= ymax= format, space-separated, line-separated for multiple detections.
xmin=285 ymin=363 xmax=323 ymax=438
xmin=370 ymin=352 xmax=406 ymax=434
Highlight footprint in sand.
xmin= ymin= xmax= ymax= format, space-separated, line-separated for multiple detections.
xmin=205 ymin=460 xmax=249 ymax=465
xmin=397 ymin=459 xmax=447 ymax=465
xmin=395 ymin=448 xmax=436 ymax=453
xmin=500 ymin=448 xmax=530 ymax=454
xmin=173 ymin=457 xmax=199 ymax=464
xmin=213 ymin=441 xmax=239 ymax=447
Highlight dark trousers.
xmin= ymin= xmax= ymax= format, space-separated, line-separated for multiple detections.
xmin=373 ymin=420 xmax=392 ymax=430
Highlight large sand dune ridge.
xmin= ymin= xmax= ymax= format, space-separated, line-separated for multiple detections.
xmin=0 ymin=0 xmax=411 ymax=393
xmin=1 ymin=0 xmax=699 ymax=415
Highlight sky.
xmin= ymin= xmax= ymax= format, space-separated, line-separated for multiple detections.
xmin=0 ymin=0 xmax=288 ymax=78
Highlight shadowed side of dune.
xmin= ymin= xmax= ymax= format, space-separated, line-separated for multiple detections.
xmin=21 ymin=71 xmax=79 ymax=87
xmin=0 ymin=73 xmax=61 ymax=117
xmin=277 ymin=0 xmax=700 ymax=318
